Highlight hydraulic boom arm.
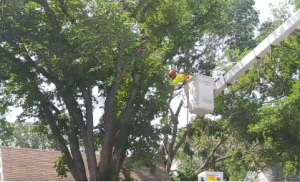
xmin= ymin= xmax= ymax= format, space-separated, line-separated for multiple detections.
xmin=214 ymin=9 xmax=300 ymax=97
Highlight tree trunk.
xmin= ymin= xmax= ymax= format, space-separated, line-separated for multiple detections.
xmin=98 ymin=72 xmax=140 ymax=180
xmin=40 ymin=98 xmax=88 ymax=181
xmin=166 ymin=100 xmax=183 ymax=173
xmin=98 ymin=83 xmax=119 ymax=180
xmin=110 ymin=122 xmax=130 ymax=180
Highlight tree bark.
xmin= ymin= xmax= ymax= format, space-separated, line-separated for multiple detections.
xmin=81 ymin=85 xmax=98 ymax=180
xmin=98 ymin=82 xmax=120 ymax=180
xmin=49 ymin=102 xmax=87 ymax=181
xmin=106 ymin=73 xmax=141 ymax=180
xmin=166 ymin=100 xmax=183 ymax=173
xmin=173 ymin=123 xmax=192 ymax=157
xmin=40 ymin=98 xmax=87 ymax=180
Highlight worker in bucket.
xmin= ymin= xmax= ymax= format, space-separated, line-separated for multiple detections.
xmin=168 ymin=70 xmax=192 ymax=89
xmin=168 ymin=69 xmax=197 ymax=125
xmin=168 ymin=69 xmax=192 ymax=104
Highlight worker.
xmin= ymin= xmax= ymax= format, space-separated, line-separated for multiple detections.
xmin=168 ymin=69 xmax=197 ymax=125
xmin=168 ymin=70 xmax=192 ymax=89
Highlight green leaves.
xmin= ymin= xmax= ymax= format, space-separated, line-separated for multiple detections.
xmin=55 ymin=154 xmax=70 ymax=178
xmin=0 ymin=118 xmax=14 ymax=146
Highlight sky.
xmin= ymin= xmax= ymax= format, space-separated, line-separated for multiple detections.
xmin=5 ymin=0 xmax=289 ymax=127
xmin=255 ymin=0 xmax=279 ymax=22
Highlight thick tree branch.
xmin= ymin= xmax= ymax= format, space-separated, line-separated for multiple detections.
xmin=99 ymin=19 xmax=145 ymax=179
xmin=81 ymin=84 xmax=94 ymax=139
xmin=166 ymin=100 xmax=183 ymax=172
xmin=80 ymin=84 xmax=98 ymax=180
xmin=61 ymin=88 xmax=98 ymax=180
xmin=24 ymin=55 xmax=62 ymax=85
xmin=98 ymin=82 xmax=120 ymax=180
xmin=39 ymin=94 xmax=86 ymax=180
xmin=48 ymin=102 xmax=87 ymax=181
xmin=159 ymin=144 xmax=166 ymax=161
xmin=214 ymin=155 xmax=232 ymax=163
xmin=120 ymin=73 xmax=141 ymax=125
xmin=113 ymin=138 xmax=129 ymax=180
xmin=194 ymin=137 xmax=227 ymax=174
xmin=98 ymin=37 xmax=143 ymax=178
xmin=111 ymin=73 xmax=141 ymax=179
xmin=173 ymin=123 xmax=192 ymax=156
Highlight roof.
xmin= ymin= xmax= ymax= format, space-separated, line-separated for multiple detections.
xmin=0 ymin=146 xmax=171 ymax=181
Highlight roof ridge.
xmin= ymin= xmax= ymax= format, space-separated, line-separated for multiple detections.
xmin=0 ymin=146 xmax=59 ymax=153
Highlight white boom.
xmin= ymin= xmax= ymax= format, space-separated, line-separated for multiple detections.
xmin=214 ymin=9 xmax=300 ymax=96
xmin=183 ymin=9 xmax=300 ymax=117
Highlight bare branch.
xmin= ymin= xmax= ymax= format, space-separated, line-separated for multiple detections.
xmin=215 ymin=155 xmax=232 ymax=163
xmin=166 ymin=100 xmax=183 ymax=172
xmin=194 ymin=137 xmax=227 ymax=174
xmin=173 ymin=123 xmax=192 ymax=156
xmin=174 ymin=100 xmax=183 ymax=117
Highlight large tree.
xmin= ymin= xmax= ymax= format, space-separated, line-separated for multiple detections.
xmin=0 ymin=0 xmax=259 ymax=180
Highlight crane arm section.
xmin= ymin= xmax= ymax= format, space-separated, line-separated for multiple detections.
xmin=214 ymin=9 xmax=300 ymax=97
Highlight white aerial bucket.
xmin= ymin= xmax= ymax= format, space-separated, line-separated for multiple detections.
xmin=183 ymin=75 xmax=214 ymax=116
xmin=198 ymin=171 xmax=224 ymax=181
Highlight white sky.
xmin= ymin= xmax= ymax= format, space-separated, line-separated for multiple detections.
xmin=255 ymin=0 xmax=276 ymax=22
xmin=5 ymin=0 xmax=289 ymax=128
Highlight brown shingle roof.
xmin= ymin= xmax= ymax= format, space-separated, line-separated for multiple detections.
xmin=1 ymin=146 xmax=171 ymax=181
